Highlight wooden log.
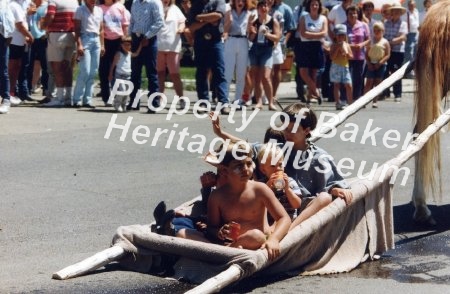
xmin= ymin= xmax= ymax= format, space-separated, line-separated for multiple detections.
xmin=184 ymin=264 xmax=242 ymax=294
xmin=310 ymin=62 xmax=410 ymax=143
xmin=52 ymin=246 xmax=126 ymax=280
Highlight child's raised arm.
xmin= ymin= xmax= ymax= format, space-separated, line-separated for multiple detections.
xmin=209 ymin=112 xmax=243 ymax=142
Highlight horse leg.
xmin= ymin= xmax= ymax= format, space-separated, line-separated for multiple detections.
xmin=412 ymin=159 xmax=436 ymax=225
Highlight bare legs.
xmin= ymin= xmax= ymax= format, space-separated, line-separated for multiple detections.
xmin=251 ymin=66 xmax=277 ymax=110
xmin=300 ymin=67 xmax=319 ymax=99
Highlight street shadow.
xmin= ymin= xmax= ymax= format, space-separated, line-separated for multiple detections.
xmin=394 ymin=202 xmax=450 ymax=234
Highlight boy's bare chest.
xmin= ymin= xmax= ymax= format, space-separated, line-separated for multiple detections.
xmin=219 ymin=193 xmax=264 ymax=223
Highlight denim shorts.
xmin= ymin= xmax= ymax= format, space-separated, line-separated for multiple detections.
xmin=172 ymin=217 xmax=196 ymax=235
xmin=330 ymin=63 xmax=352 ymax=84
xmin=249 ymin=44 xmax=273 ymax=68
xmin=366 ymin=63 xmax=387 ymax=79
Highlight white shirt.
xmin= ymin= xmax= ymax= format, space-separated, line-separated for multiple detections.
xmin=157 ymin=5 xmax=186 ymax=52
xmin=74 ymin=5 xmax=104 ymax=35
xmin=10 ymin=0 xmax=28 ymax=46
xmin=328 ymin=3 xmax=347 ymax=29
xmin=402 ymin=8 xmax=419 ymax=33
xmin=300 ymin=13 xmax=326 ymax=42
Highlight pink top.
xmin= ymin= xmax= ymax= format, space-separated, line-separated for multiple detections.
xmin=100 ymin=2 xmax=130 ymax=40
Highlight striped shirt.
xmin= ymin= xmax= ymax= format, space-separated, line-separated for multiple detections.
xmin=46 ymin=0 xmax=79 ymax=32
xmin=384 ymin=19 xmax=407 ymax=53
xmin=129 ymin=0 xmax=164 ymax=39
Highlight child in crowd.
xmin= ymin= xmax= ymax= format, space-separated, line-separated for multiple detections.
xmin=109 ymin=36 xmax=132 ymax=112
xmin=329 ymin=24 xmax=353 ymax=110
xmin=363 ymin=21 xmax=390 ymax=108
xmin=257 ymin=144 xmax=302 ymax=221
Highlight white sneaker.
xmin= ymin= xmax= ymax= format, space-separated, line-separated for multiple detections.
xmin=117 ymin=105 xmax=123 ymax=113
xmin=43 ymin=99 xmax=64 ymax=107
xmin=263 ymin=96 xmax=269 ymax=105
xmin=0 ymin=102 xmax=10 ymax=114
xmin=394 ymin=97 xmax=401 ymax=103
xmin=10 ymin=96 xmax=22 ymax=106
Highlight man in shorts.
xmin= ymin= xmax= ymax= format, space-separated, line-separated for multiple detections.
xmin=42 ymin=0 xmax=78 ymax=106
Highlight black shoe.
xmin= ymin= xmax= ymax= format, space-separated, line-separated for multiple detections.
xmin=147 ymin=108 xmax=155 ymax=114
xmin=82 ymin=103 xmax=96 ymax=109
xmin=38 ymin=97 xmax=52 ymax=104
xmin=19 ymin=94 xmax=35 ymax=102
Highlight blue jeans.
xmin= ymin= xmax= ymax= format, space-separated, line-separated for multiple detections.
xmin=17 ymin=45 xmax=31 ymax=96
xmin=0 ymin=34 xmax=10 ymax=101
xmin=73 ymin=33 xmax=101 ymax=104
xmin=194 ymin=38 xmax=228 ymax=104
xmin=129 ymin=34 xmax=159 ymax=108
xmin=386 ymin=51 xmax=404 ymax=97
xmin=404 ymin=32 xmax=417 ymax=64
xmin=349 ymin=59 xmax=365 ymax=100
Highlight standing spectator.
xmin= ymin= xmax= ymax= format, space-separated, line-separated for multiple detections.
xmin=187 ymin=0 xmax=230 ymax=114
xmin=41 ymin=0 xmax=79 ymax=106
xmin=363 ymin=21 xmax=390 ymax=108
xmin=298 ymin=0 xmax=327 ymax=103
xmin=345 ymin=5 xmax=369 ymax=101
xmin=8 ymin=0 xmax=34 ymax=106
xmin=247 ymin=0 xmax=280 ymax=110
xmin=99 ymin=0 xmax=130 ymax=107
xmin=271 ymin=0 xmax=295 ymax=100
xmin=109 ymin=36 xmax=132 ymax=112
xmin=223 ymin=0 xmax=250 ymax=104
xmin=402 ymin=0 xmax=418 ymax=77
xmin=157 ymin=0 xmax=186 ymax=103
xmin=292 ymin=0 xmax=309 ymax=102
xmin=418 ymin=0 xmax=432 ymax=28
xmin=72 ymin=0 xmax=104 ymax=108
xmin=329 ymin=23 xmax=353 ymax=110
xmin=361 ymin=0 xmax=376 ymax=34
xmin=28 ymin=0 xmax=49 ymax=99
xmin=17 ymin=0 xmax=37 ymax=103
xmin=0 ymin=0 xmax=16 ymax=114
xmin=384 ymin=2 xmax=407 ymax=102
xmin=128 ymin=0 xmax=164 ymax=112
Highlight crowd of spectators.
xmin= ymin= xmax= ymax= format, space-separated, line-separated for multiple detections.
xmin=0 ymin=0 xmax=433 ymax=114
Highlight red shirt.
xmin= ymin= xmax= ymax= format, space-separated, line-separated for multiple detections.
xmin=46 ymin=0 xmax=79 ymax=32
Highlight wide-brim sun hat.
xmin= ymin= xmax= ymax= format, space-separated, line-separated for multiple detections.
xmin=388 ymin=2 xmax=407 ymax=14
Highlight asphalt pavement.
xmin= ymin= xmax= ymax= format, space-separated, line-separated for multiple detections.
xmin=0 ymin=78 xmax=449 ymax=293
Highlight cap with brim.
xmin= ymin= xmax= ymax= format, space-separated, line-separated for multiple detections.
xmin=388 ymin=2 xmax=407 ymax=14
xmin=334 ymin=24 xmax=347 ymax=35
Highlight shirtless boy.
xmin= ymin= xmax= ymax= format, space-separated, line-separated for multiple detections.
xmin=206 ymin=141 xmax=291 ymax=260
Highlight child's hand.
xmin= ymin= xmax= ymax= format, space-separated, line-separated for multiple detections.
xmin=200 ymin=171 xmax=217 ymax=188
xmin=331 ymin=188 xmax=353 ymax=205
xmin=261 ymin=238 xmax=281 ymax=261
xmin=218 ymin=223 xmax=232 ymax=241
xmin=209 ymin=112 xmax=222 ymax=136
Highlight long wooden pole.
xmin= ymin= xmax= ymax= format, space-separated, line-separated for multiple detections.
xmin=310 ymin=62 xmax=410 ymax=143
xmin=52 ymin=246 xmax=126 ymax=280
